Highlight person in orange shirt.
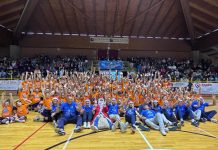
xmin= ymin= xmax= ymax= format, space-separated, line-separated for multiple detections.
xmin=30 ymin=88 xmax=42 ymax=111
xmin=0 ymin=92 xmax=15 ymax=124
xmin=14 ymin=100 xmax=29 ymax=123
xmin=34 ymin=91 xmax=52 ymax=122
xmin=18 ymin=90 xmax=32 ymax=105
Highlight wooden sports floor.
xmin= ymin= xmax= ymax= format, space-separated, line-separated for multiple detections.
xmin=0 ymin=101 xmax=218 ymax=150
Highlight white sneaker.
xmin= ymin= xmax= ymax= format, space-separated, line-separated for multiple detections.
xmin=119 ymin=122 xmax=127 ymax=133
xmin=91 ymin=125 xmax=98 ymax=132
xmin=83 ymin=122 xmax=87 ymax=129
xmin=87 ymin=122 xmax=91 ymax=128
xmin=211 ymin=118 xmax=217 ymax=123
xmin=112 ymin=121 xmax=119 ymax=132
xmin=165 ymin=128 xmax=169 ymax=133
xmin=161 ymin=130 xmax=167 ymax=136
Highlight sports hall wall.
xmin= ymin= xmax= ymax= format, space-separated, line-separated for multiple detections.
xmin=19 ymin=35 xmax=192 ymax=59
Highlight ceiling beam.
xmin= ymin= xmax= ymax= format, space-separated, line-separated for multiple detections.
xmin=179 ymin=0 xmax=195 ymax=40
xmin=197 ymin=31 xmax=218 ymax=51
xmin=0 ymin=15 xmax=20 ymax=24
xmin=59 ymin=0 xmax=72 ymax=34
xmin=189 ymin=2 xmax=218 ymax=20
xmin=0 ymin=5 xmax=24 ymax=17
xmin=92 ymin=0 xmax=97 ymax=35
xmin=146 ymin=0 xmax=165 ymax=35
xmin=129 ymin=0 xmax=143 ymax=36
xmin=0 ymin=0 xmax=18 ymax=8
xmin=103 ymin=0 xmax=107 ymax=36
xmin=112 ymin=0 xmax=119 ymax=36
xmin=47 ymin=0 xmax=63 ymax=33
xmin=136 ymin=0 xmax=153 ymax=36
xmin=120 ymin=0 xmax=131 ymax=36
xmin=154 ymin=0 xmax=176 ymax=36
xmin=191 ymin=13 xmax=217 ymax=28
xmin=80 ymin=0 xmax=89 ymax=35
xmin=13 ymin=0 xmax=39 ymax=39
xmin=203 ymin=0 xmax=218 ymax=8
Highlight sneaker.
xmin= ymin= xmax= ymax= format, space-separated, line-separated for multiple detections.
xmin=138 ymin=124 xmax=150 ymax=131
xmin=83 ymin=122 xmax=87 ymax=129
xmin=161 ymin=130 xmax=167 ymax=136
xmin=169 ymin=126 xmax=178 ymax=131
xmin=211 ymin=118 xmax=217 ymax=123
xmin=5 ymin=120 xmax=9 ymax=124
xmin=125 ymin=122 xmax=129 ymax=128
xmin=200 ymin=118 xmax=207 ymax=123
xmin=191 ymin=121 xmax=199 ymax=127
xmin=55 ymin=128 xmax=66 ymax=136
xmin=119 ymin=122 xmax=127 ymax=133
xmin=131 ymin=125 xmax=136 ymax=134
xmin=165 ymin=128 xmax=169 ymax=133
xmin=181 ymin=120 xmax=184 ymax=126
xmin=176 ymin=122 xmax=181 ymax=130
xmin=91 ymin=125 xmax=98 ymax=132
xmin=87 ymin=122 xmax=91 ymax=128
xmin=33 ymin=116 xmax=41 ymax=122
xmin=112 ymin=121 xmax=119 ymax=132
xmin=74 ymin=126 xmax=82 ymax=133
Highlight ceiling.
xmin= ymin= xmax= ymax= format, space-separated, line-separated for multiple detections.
xmin=0 ymin=0 xmax=218 ymax=39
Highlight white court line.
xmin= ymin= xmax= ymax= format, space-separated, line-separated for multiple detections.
xmin=62 ymin=127 xmax=76 ymax=150
xmin=197 ymin=127 xmax=218 ymax=139
xmin=136 ymin=126 xmax=154 ymax=150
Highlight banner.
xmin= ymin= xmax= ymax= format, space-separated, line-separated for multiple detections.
xmin=100 ymin=71 xmax=122 ymax=81
xmin=171 ymin=82 xmax=189 ymax=87
xmin=99 ymin=61 xmax=123 ymax=70
xmin=90 ymin=37 xmax=129 ymax=44
xmin=193 ymin=83 xmax=218 ymax=94
xmin=0 ymin=80 xmax=21 ymax=90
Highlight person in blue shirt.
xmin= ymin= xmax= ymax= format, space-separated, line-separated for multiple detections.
xmin=140 ymin=105 xmax=169 ymax=136
xmin=162 ymin=100 xmax=178 ymax=123
xmin=152 ymin=100 xmax=162 ymax=113
xmin=138 ymin=97 xmax=152 ymax=114
xmin=55 ymin=96 xmax=83 ymax=135
xmin=108 ymin=98 xmax=126 ymax=133
xmin=125 ymin=101 xmax=140 ymax=134
xmin=51 ymin=97 xmax=61 ymax=128
xmin=191 ymin=99 xmax=202 ymax=122
xmin=198 ymin=96 xmax=217 ymax=123
xmin=175 ymin=99 xmax=198 ymax=127
xmin=81 ymin=99 xmax=93 ymax=129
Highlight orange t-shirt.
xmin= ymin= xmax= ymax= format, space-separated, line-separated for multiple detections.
xmin=17 ymin=104 xmax=28 ymax=117
xmin=19 ymin=91 xmax=30 ymax=104
xmin=31 ymin=92 xmax=41 ymax=104
xmin=2 ymin=104 xmax=13 ymax=118
xmin=43 ymin=97 xmax=52 ymax=110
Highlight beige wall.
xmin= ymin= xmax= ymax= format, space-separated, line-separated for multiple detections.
xmin=20 ymin=35 xmax=192 ymax=59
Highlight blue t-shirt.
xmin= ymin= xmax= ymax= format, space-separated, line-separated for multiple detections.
xmin=163 ymin=107 xmax=174 ymax=117
xmin=82 ymin=105 xmax=93 ymax=112
xmin=198 ymin=102 xmax=209 ymax=111
xmin=108 ymin=104 xmax=119 ymax=115
xmin=175 ymin=104 xmax=187 ymax=115
xmin=126 ymin=107 xmax=136 ymax=116
xmin=191 ymin=100 xmax=199 ymax=111
xmin=60 ymin=102 xmax=77 ymax=118
xmin=51 ymin=103 xmax=60 ymax=113
xmin=152 ymin=105 xmax=162 ymax=113
xmin=141 ymin=109 xmax=156 ymax=119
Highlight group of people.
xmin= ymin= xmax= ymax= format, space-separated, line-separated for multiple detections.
xmin=1 ymin=55 xmax=218 ymax=82
xmin=0 ymin=70 xmax=217 ymax=136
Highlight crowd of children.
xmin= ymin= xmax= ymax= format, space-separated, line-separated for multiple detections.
xmin=0 ymin=71 xmax=217 ymax=136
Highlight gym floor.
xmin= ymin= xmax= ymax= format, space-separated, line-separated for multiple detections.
xmin=0 ymin=100 xmax=218 ymax=150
